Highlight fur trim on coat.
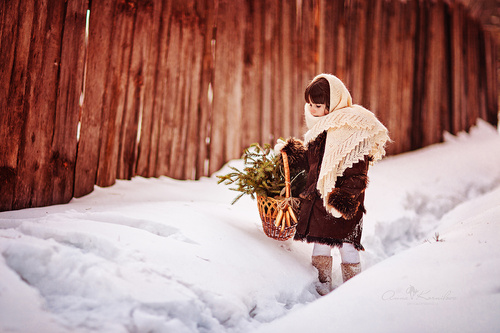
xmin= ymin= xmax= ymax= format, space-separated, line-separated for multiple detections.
xmin=281 ymin=138 xmax=307 ymax=169
xmin=327 ymin=174 xmax=368 ymax=220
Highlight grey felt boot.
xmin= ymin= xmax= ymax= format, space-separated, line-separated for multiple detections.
xmin=341 ymin=262 xmax=361 ymax=282
xmin=312 ymin=255 xmax=333 ymax=295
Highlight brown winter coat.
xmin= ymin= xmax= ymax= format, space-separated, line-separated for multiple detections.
xmin=282 ymin=132 xmax=370 ymax=250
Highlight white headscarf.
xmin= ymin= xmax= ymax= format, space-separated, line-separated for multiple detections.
xmin=304 ymin=73 xmax=352 ymax=128
xmin=303 ymin=74 xmax=390 ymax=215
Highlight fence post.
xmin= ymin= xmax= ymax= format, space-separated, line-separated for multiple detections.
xmin=52 ymin=0 xmax=87 ymax=205
xmin=74 ymin=0 xmax=115 ymax=198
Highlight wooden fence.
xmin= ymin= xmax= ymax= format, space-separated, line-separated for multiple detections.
xmin=0 ymin=0 xmax=498 ymax=212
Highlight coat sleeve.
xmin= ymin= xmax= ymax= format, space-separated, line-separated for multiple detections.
xmin=327 ymin=157 xmax=370 ymax=220
xmin=281 ymin=138 xmax=308 ymax=171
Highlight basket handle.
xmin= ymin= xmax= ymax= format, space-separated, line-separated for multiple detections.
xmin=281 ymin=151 xmax=291 ymax=199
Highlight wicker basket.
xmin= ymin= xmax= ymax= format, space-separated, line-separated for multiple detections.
xmin=256 ymin=151 xmax=299 ymax=241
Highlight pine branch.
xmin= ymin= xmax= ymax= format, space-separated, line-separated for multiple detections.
xmin=217 ymin=143 xmax=306 ymax=204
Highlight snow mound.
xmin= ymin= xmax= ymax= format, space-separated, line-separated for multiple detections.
xmin=1 ymin=120 xmax=499 ymax=332
xmin=255 ymin=186 xmax=500 ymax=333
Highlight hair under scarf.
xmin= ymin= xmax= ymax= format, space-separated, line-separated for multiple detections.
xmin=303 ymin=74 xmax=390 ymax=216
xmin=304 ymin=74 xmax=353 ymax=128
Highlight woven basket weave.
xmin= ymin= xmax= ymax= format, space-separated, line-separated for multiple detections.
xmin=256 ymin=151 xmax=299 ymax=241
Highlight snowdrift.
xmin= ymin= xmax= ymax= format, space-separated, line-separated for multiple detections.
xmin=0 ymin=120 xmax=499 ymax=333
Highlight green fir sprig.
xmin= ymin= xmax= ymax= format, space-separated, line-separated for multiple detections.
xmin=217 ymin=143 xmax=306 ymax=204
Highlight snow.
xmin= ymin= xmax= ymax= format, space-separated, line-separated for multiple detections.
xmin=1 ymin=119 xmax=499 ymax=333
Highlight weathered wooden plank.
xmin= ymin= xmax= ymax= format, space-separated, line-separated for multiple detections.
xmin=291 ymin=3 xmax=305 ymax=137
xmin=0 ymin=1 xmax=4 ymax=42
xmin=155 ymin=2 xmax=180 ymax=177
xmin=13 ymin=0 xmax=66 ymax=209
xmin=242 ymin=0 xmax=264 ymax=147
xmin=411 ymin=1 xmax=427 ymax=150
xmin=332 ymin=0 xmax=346 ymax=82
xmin=385 ymin=0 xmax=401 ymax=155
xmin=290 ymin=0 xmax=303 ymax=137
xmin=179 ymin=0 xmax=215 ymax=180
xmin=477 ymin=27 xmax=497 ymax=127
xmin=440 ymin=3 xmax=452 ymax=136
xmin=280 ymin=0 xmax=295 ymax=139
xmin=168 ymin=0 xmax=204 ymax=180
xmin=74 ymin=0 xmax=114 ymax=197
xmin=183 ymin=13 xmax=204 ymax=180
xmin=196 ymin=0 xmax=215 ymax=178
xmin=166 ymin=8 xmax=188 ymax=180
xmin=450 ymin=3 xmax=466 ymax=134
xmin=365 ymin=0 xmax=383 ymax=113
xmin=223 ymin=0 xmax=244 ymax=153
xmin=346 ymin=0 xmax=367 ymax=102
xmin=260 ymin=0 xmax=276 ymax=145
xmin=144 ymin=0 xmax=173 ymax=178
xmin=270 ymin=0 xmax=282 ymax=142
xmin=477 ymin=24 xmax=488 ymax=123
xmin=344 ymin=0 xmax=354 ymax=88
xmin=398 ymin=0 xmax=417 ymax=153
xmin=483 ymin=32 xmax=498 ymax=126
xmin=319 ymin=0 xmax=334 ymax=74
xmin=297 ymin=0 xmax=316 ymax=104
xmin=173 ymin=23 xmax=189 ymax=179
xmin=359 ymin=0 xmax=374 ymax=108
xmin=118 ymin=0 xmax=156 ymax=180
xmin=301 ymin=0 xmax=318 ymax=129
xmin=317 ymin=0 xmax=325 ymax=73
xmin=290 ymin=0 xmax=304 ymax=137
xmin=0 ymin=0 xmax=33 ymax=211
xmin=210 ymin=0 xmax=245 ymax=174
xmin=316 ymin=0 xmax=323 ymax=73
xmin=51 ymin=0 xmax=87 ymax=205
xmin=135 ymin=0 xmax=164 ymax=178
xmin=160 ymin=0 xmax=201 ymax=179
xmin=421 ymin=1 xmax=447 ymax=147
xmin=375 ymin=0 xmax=392 ymax=148
xmin=95 ymin=1 xmax=135 ymax=187
xmin=465 ymin=18 xmax=480 ymax=129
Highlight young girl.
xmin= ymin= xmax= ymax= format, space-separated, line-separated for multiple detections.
xmin=275 ymin=74 xmax=390 ymax=295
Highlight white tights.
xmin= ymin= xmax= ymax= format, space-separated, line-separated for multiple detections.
xmin=312 ymin=242 xmax=360 ymax=264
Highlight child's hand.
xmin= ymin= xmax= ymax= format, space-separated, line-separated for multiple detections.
xmin=274 ymin=138 xmax=286 ymax=154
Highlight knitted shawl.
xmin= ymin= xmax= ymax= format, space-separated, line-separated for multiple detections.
xmin=303 ymin=74 xmax=390 ymax=215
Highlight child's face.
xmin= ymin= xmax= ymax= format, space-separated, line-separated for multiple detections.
xmin=308 ymin=103 xmax=328 ymax=117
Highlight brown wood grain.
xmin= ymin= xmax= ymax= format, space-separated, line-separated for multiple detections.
xmin=74 ymin=0 xmax=114 ymax=197
xmin=13 ymin=0 xmax=65 ymax=209
xmin=2 ymin=0 xmax=498 ymax=211
xmin=52 ymin=0 xmax=87 ymax=204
